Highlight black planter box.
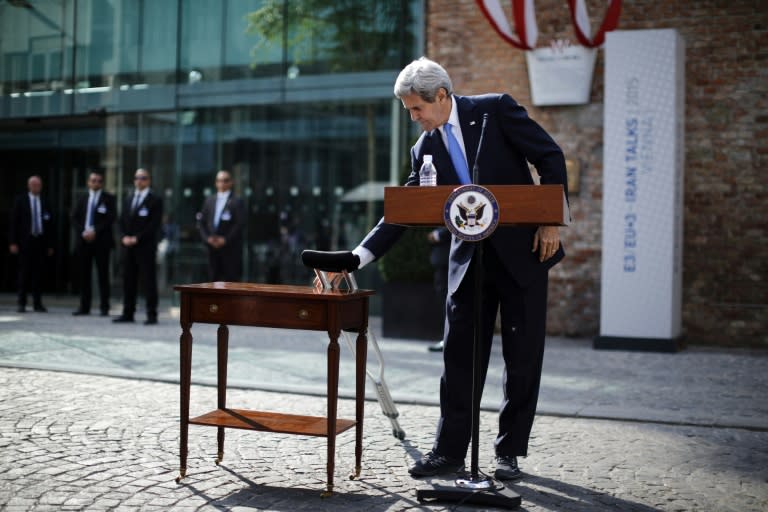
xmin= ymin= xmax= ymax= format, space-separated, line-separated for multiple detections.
xmin=381 ymin=281 xmax=445 ymax=341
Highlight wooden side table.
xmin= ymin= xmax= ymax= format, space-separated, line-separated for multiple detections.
xmin=174 ymin=282 xmax=374 ymax=496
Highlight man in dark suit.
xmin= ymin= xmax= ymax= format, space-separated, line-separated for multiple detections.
xmin=351 ymin=57 xmax=569 ymax=480
xmin=8 ymin=175 xmax=55 ymax=313
xmin=198 ymin=170 xmax=246 ymax=281
xmin=113 ymin=168 xmax=163 ymax=325
xmin=71 ymin=172 xmax=116 ymax=316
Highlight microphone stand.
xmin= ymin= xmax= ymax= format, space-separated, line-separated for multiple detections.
xmin=416 ymin=114 xmax=521 ymax=509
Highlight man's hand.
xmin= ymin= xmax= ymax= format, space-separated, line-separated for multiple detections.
xmin=9 ymin=244 xmax=18 ymax=255
xmin=122 ymin=235 xmax=137 ymax=247
xmin=532 ymin=226 xmax=560 ymax=262
xmin=208 ymin=236 xmax=226 ymax=249
xmin=82 ymin=230 xmax=96 ymax=242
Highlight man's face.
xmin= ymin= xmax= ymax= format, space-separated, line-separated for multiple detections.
xmin=88 ymin=173 xmax=104 ymax=192
xmin=134 ymin=170 xmax=150 ymax=191
xmin=215 ymin=172 xmax=232 ymax=193
xmin=401 ymin=88 xmax=452 ymax=132
xmin=27 ymin=177 xmax=42 ymax=195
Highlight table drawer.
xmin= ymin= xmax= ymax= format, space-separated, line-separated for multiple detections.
xmin=190 ymin=295 xmax=327 ymax=329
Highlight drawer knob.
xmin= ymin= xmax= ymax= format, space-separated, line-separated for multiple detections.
xmin=209 ymin=304 xmax=219 ymax=313
xmin=298 ymin=309 xmax=309 ymax=320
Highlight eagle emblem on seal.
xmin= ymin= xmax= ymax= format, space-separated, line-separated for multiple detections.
xmin=454 ymin=194 xmax=487 ymax=229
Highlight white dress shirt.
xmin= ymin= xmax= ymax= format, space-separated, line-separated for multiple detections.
xmin=213 ymin=191 xmax=230 ymax=229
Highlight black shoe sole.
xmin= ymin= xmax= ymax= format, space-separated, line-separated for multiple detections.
xmin=494 ymin=470 xmax=523 ymax=481
xmin=409 ymin=464 xmax=465 ymax=477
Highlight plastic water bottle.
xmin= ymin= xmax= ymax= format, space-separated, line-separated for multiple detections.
xmin=419 ymin=154 xmax=437 ymax=186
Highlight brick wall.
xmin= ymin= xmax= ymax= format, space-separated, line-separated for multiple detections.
xmin=426 ymin=0 xmax=767 ymax=347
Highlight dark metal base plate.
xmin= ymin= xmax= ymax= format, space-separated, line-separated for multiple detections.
xmin=416 ymin=483 xmax=521 ymax=509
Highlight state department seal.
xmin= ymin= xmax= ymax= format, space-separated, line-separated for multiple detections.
xmin=443 ymin=184 xmax=500 ymax=241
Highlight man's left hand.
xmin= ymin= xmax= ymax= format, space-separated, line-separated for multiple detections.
xmin=532 ymin=226 xmax=560 ymax=262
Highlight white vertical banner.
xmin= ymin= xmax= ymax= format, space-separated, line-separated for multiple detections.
xmin=597 ymin=29 xmax=685 ymax=351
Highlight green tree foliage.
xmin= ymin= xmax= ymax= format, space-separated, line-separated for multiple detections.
xmin=246 ymin=0 xmax=410 ymax=72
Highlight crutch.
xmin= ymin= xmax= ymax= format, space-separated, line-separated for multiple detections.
xmin=301 ymin=250 xmax=406 ymax=440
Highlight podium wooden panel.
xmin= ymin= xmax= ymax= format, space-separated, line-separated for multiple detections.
xmin=384 ymin=184 xmax=568 ymax=226
xmin=174 ymin=282 xmax=374 ymax=496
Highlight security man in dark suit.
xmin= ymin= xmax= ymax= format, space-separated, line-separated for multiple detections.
xmin=71 ymin=172 xmax=116 ymax=316
xmin=197 ymin=170 xmax=246 ymax=281
xmin=113 ymin=168 xmax=163 ymax=325
xmin=350 ymin=57 xmax=569 ymax=480
xmin=8 ymin=175 xmax=54 ymax=313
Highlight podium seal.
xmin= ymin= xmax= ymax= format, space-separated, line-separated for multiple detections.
xmin=443 ymin=185 xmax=500 ymax=241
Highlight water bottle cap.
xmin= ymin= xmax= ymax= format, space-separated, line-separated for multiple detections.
xmin=423 ymin=154 xmax=433 ymax=163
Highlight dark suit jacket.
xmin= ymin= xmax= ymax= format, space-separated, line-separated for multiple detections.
xmin=71 ymin=190 xmax=116 ymax=249
xmin=198 ymin=193 xmax=246 ymax=249
xmin=119 ymin=190 xmax=163 ymax=251
xmin=8 ymin=193 xmax=54 ymax=252
xmin=360 ymin=93 xmax=569 ymax=293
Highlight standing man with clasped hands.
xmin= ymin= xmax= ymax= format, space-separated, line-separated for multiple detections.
xmin=113 ymin=168 xmax=163 ymax=325
xmin=198 ymin=170 xmax=246 ymax=282
xmin=8 ymin=175 xmax=55 ymax=313
xmin=348 ymin=57 xmax=568 ymax=481
xmin=71 ymin=171 xmax=116 ymax=316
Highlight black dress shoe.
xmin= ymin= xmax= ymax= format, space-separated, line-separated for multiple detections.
xmin=144 ymin=317 xmax=158 ymax=325
xmin=409 ymin=451 xmax=465 ymax=477
xmin=100 ymin=310 xmax=110 ymax=317
xmin=72 ymin=310 xmax=90 ymax=316
xmin=494 ymin=455 xmax=523 ymax=481
xmin=112 ymin=316 xmax=134 ymax=323
xmin=33 ymin=306 xmax=47 ymax=313
xmin=16 ymin=306 xmax=26 ymax=313
xmin=428 ymin=341 xmax=444 ymax=352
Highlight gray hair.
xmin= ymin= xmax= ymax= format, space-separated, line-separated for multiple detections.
xmin=393 ymin=57 xmax=453 ymax=102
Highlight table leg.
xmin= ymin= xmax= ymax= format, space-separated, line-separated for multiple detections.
xmin=323 ymin=333 xmax=341 ymax=497
xmin=352 ymin=329 xmax=367 ymax=479
xmin=177 ymin=320 xmax=193 ymax=483
xmin=216 ymin=324 xmax=229 ymax=465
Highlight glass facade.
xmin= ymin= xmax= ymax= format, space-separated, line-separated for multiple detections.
xmin=0 ymin=0 xmax=423 ymax=307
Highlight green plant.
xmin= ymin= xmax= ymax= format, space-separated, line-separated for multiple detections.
xmin=377 ymin=226 xmax=434 ymax=283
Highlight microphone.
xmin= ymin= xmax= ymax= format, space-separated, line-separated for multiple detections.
xmin=472 ymin=113 xmax=489 ymax=184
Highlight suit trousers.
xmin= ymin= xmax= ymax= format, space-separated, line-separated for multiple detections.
xmin=207 ymin=246 xmax=242 ymax=282
xmin=433 ymin=242 xmax=549 ymax=460
xmin=78 ymin=242 xmax=111 ymax=313
xmin=122 ymin=245 xmax=158 ymax=318
xmin=17 ymin=237 xmax=46 ymax=308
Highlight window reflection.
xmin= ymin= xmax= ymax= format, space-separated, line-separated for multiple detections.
xmin=0 ymin=0 xmax=422 ymax=306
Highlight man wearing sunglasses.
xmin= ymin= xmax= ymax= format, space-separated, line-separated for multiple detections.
xmin=113 ymin=168 xmax=163 ymax=325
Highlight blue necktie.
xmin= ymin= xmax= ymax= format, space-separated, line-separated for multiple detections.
xmin=31 ymin=197 xmax=41 ymax=236
xmin=445 ymin=123 xmax=471 ymax=184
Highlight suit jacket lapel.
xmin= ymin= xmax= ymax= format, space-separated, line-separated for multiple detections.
xmin=425 ymin=129 xmax=460 ymax=184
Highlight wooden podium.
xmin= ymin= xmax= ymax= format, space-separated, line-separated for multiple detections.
xmin=384 ymin=184 xmax=569 ymax=227
xmin=384 ymin=184 xmax=567 ymax=510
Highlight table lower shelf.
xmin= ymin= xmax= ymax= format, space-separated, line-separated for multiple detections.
xmin=189 ymin=408 xmax=356 ymax=437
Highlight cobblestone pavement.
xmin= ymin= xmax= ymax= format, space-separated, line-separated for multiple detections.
xmin=1 ymin=368 xmax=767 ymax=512
xmin=0 ymin=299 xmax=767 ymax=511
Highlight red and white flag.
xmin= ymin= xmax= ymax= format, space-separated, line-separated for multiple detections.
xmin=476 ymin=0 xmax=538 ymax=50
xmin=477 ymin=0 xmax=622 ymax=50
xmin=568 ymin=0 xmax=622 ymax=48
